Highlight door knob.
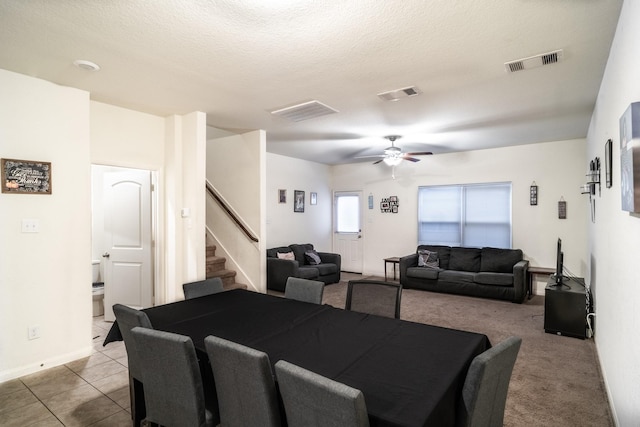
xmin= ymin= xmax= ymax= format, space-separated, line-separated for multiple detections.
xmin=102 ymin=252 xmax=110 ymax=258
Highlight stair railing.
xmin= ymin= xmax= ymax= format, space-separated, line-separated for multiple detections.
xmin=206 ymin=181 xmax=259 ymax=243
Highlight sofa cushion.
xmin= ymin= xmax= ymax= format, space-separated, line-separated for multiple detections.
xmin=315 ymin=263 xmax=338 ymax=276
xmin=417 ymin=245 xmax=451 ymax=269
xmin=418 ymin=250 xmax=440 ymax=268
xmin=267 ymin=246 xmax=292 ymax=258
xmin=297 ymin=267 xmax=320 ymax=279
xmin=480 ymin=247 xmax=523 ymax=273
xmin=474 ymin=272 xmax=514 ymax=286
xmin=448 ymin=247 xmax=481 ymax=272
xmin=277 ymin=251 xmax=295 ymax=260
xmin=304 ymin=250 xmax=322 ymax=265
xmin=289 ymin=243 xmax=314 ymax=265
xmin=407 ymin=266 xmax=441 ymax=280
xmin=439 ymin=270 xmax=476 ymax=283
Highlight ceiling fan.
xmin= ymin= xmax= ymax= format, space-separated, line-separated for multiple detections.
xmin=356 ymin=135 xmax=433 ymax=166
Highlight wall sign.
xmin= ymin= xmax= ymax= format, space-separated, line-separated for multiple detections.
xmin=1 ymin=158 xmax=51 ymax=194
xmin=380 ymin=196 xmax=399 ymax=213
xmin=530 ymin=182 xmax=538 ymax=205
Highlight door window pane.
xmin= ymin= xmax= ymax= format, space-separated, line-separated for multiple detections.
xmin=336 ymin=195 xmax=360 ymax=233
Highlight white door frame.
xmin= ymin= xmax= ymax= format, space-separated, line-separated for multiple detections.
xmin=333 ymin=190 xmax=363 ymax=273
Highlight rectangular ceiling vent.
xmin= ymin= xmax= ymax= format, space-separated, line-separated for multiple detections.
xmin=270 ymin=100 xmax=338 ymax=122
xmin=378 ymin=86 xmax=422 ymax=102
xmin=505 ymin=49 xmax=564 ymax=73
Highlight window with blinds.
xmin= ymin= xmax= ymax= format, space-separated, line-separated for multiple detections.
xmin=417 ymin=182 xmax=512 ymax=248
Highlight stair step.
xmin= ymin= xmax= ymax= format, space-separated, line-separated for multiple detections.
xmin=206 ymin=245 xmax=217 ymax=257
xmin=206 ymin=268 xmax=236 ymax=286
xmin=206 ymin=255 xmax=226 ymax=273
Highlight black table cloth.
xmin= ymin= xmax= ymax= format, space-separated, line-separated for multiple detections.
xmin=104 ymin=289 xmax=489 ymax=427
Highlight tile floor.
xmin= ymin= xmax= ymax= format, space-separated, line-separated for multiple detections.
xmin=0 ymin=316 xmax=132 ymax=427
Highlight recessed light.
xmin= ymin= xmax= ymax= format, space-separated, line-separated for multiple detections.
xmin=73 ymin=59 xmax=100 ymax=72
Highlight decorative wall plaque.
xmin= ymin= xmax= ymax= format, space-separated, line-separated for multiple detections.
xmin=1 ymin=158 xmax=51 ymax=194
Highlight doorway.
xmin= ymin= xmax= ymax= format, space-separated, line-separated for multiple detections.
xmin=92 ymin=165 xmax=156 ymax=322
xmin=333 ymin=191 xmax=363 ymax=273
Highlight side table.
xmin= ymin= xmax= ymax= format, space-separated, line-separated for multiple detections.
xmin=527 ymin=266 xmax=555 ymax=299
xmin=384 ymin=257 xmax=401 ymax=281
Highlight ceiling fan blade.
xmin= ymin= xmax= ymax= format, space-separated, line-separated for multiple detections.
xmin=405 ymin=151 xmax=433 ymax=156
xmin=373 ymin=159 xmax=384 ymax=165
xmin=354 ymin=154 xmax=385 ymax=160
xmin=403 ymin=157 xmax=421 ymax=162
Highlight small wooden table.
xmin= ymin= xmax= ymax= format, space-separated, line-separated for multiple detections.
xmin=527 ymin=266 xmax=555 ymax=299
xmin=384 ymin=257 xmax=401 ymax=281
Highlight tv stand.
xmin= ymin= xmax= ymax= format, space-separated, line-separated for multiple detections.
xmin=544 ymin=276 xmax=587 ymax=339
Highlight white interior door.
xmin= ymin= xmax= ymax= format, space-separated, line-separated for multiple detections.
xmin=103 ymin=169 xmax=153 ymax=321
xmin=333 ymin=191 xmax=363 ymax=273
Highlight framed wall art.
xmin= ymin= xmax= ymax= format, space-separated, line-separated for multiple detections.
xmin=310 ymin=192 xmax=317 ymax=205
xmin=605 ymin=139 xmax=612 ymax=188
xmin=1 ymin=158 xmax=51 ymax=194
xmin=278 ymin=189 xmax=286 ymax=203
xmin=294 ymin=190 xmax=305 ymax=212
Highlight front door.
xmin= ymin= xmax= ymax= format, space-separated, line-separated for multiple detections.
xmin=333 ymin=191 xmax=363 ymax=273
xmin=102 ymin=168 xmax=153 ymax=321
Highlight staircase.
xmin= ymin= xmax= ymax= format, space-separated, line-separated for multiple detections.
xmin=206 ymin=244 xmax=247 ymax=290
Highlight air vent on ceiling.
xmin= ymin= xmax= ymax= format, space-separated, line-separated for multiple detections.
xmin=270 ymin=100 xmax=338 ymax=122
xmin=378 ymin=86 xmax=422 ymax=102
xmin=504 ymin=49 xmax=564 ymax=73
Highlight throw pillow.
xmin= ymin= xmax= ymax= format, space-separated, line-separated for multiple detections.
xmin=277 ymin=251 xmax=295 ymax=261
xmin=304 ymin=250 xmax=322 ymax=265
xmin=418 ymin=249 xmax=439 ymax=268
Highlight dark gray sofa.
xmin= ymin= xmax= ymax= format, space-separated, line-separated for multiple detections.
xmin=266 ymin=243 xmax=341 ymax=292
xmin=399 ymin=245 xmax=529 ymax=303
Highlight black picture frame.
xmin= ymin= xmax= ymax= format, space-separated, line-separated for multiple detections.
xmin=294 ymin=190 xmax=305 ymax=212
xmin=278 ymin=189 xmax=286 ymax=203
xmin=605 ymin=139 xmax=612 ymax=188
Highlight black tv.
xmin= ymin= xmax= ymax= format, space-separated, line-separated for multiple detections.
xmin=554 ymin=238 xmax=564 ymax=285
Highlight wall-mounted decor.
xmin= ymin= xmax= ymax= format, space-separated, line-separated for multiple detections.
xmin=310 ymin=192 xmax=317 ymax=205
xmin=605 ymin=139 xmax=613 ymax=188
xmin=530 ymin=182 xmax=538 ymax=205
xmin=368 ymin=193 xmax=374 ymax=209
xmin=558 ymin=198 xmax=567 ymax=219
xmin=619 ymin=102 xmax=640 ymax=212
xmin=294 ymin=190 xmax=305 ymax=212
xmin=278 ymin=189 xmax=286 ymax=203
xmin=380 ymin=196 xmax=399 ymax=213
xmin=1 ymin=158 xmax=51 ymax=194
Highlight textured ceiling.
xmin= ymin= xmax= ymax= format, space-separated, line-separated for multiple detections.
xmin=0 ymin=0 xmax=623 ymax=164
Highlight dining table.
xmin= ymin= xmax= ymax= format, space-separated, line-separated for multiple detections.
xmin=104 ymin=289 xmax=490 ymax=427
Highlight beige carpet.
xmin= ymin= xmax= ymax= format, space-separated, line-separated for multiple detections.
xmin=319 ymin=276 xmax=613 ymax=427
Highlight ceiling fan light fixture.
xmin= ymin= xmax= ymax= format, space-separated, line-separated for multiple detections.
xmin=383 ymin=156 xmax=402 ymax=166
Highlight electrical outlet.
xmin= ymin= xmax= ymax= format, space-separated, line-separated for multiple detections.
xmin=21 ymin=219 xmax=40 ymax=233
xmin=28 ymin=325 xmax=40 ymax=340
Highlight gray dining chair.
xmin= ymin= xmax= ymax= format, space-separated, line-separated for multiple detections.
xmin=275 ymin=360 xmax=370 ymax=427
xmin=112 ymin=304 xmax=153 ymax=426
xmin=285 ymin=277 xmax=325 ymax=304
xmin=345 ymin=280 xmax=402 ymax=319
xmin=183 ymin=277 xmax=224 ymax=299
xmin=458 ymin=336 xmax=522 ymax=427
xmin=130 ymin=327 xmax=216 ymax=427
xmin=204 ymin=335 xmax=282 ymax=427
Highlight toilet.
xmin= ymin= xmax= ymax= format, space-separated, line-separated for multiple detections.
xmin=92 ymin=260 xmax=104 ymax=317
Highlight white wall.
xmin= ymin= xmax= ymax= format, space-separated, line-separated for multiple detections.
xmin=332 ymin=139 xmax=588 ymax=292
xmin=266 ymin=153 xmax=333 ymax=251
xmin=586 ymin=1 xmax=640 ymax=424
xmin=0 ymin=69 xmax=92 ymax=381
xmin=207 ymin=131 xmax=266 ymax=291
